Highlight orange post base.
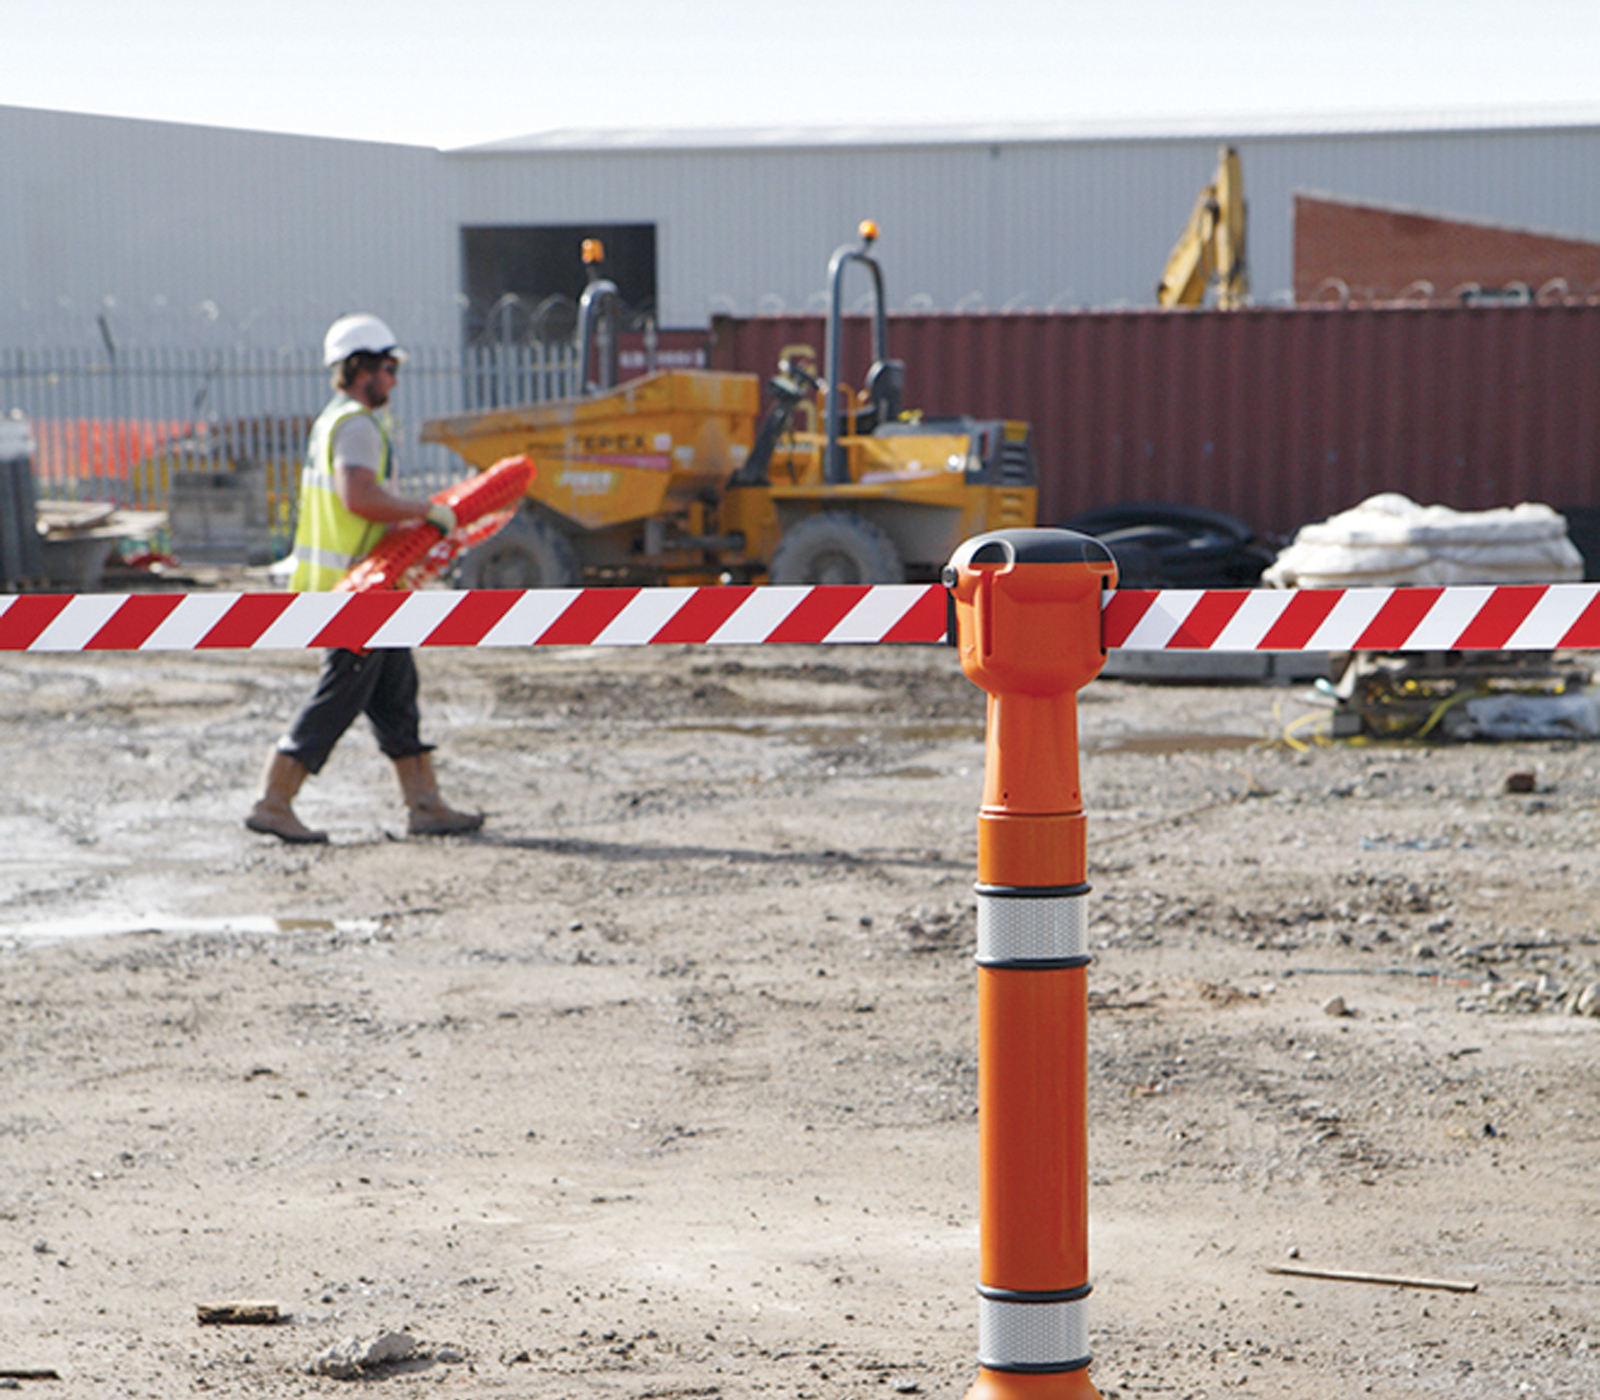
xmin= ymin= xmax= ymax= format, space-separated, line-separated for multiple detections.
xmin=966 ymin=1366 xmax=1103 ymax=1400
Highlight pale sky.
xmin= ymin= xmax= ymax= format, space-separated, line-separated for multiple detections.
xmin=4 ymin=0 xmax=1600 ymax=149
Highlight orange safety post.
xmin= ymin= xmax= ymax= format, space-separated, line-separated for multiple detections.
xmin=944 ymin=529 xmax=1118 ymax=1400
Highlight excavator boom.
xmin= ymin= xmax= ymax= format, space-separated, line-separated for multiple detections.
xmin=1157 ymin=145 xmax=1248 ymax=309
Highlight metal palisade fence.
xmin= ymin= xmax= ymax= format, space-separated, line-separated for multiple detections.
xmin=0 ymin=343 xmax=580 ymax=557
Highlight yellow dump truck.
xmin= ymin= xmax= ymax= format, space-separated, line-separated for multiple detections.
xmin=421 ymin=224 xmax=1037 ymax=586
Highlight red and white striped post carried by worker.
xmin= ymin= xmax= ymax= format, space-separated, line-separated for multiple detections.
xmin=4 ymin=580 xmax=1599 ymax=653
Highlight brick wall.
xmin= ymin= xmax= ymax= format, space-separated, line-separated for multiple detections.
xmin=1294 ymin=195 xmax=1600 ymax=303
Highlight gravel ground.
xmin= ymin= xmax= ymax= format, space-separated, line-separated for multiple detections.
xmin=2 ymin=641 xmax=1598 ymax=1398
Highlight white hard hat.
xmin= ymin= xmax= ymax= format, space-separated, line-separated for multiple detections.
xmin=323 ymin=312 xmax=407 ymax=367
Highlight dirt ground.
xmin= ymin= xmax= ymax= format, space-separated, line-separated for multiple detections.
xmin=2 ymin=635 xmax=1598 ymax=1399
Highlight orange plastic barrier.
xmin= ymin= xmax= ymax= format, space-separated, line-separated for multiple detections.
xmin=946 ymin=529 xmax=1118 ymax=1400
xmin=336 ymin=455 xmax=535 ymax=593
xmin=30 ymin=418 xmax=193 ymax=484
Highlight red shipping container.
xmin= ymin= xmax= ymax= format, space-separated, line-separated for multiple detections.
xmin=709 ymin=305 xmax=1600 ymax=544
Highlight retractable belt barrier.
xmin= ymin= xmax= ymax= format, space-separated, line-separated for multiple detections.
xmin=8 ymin=547 xmax=1593 ymax=1400
xmin=4 ymin=579 xmax=1600 ymax=653
xmin=947 ymin=532 xmax=1114 ymax=1400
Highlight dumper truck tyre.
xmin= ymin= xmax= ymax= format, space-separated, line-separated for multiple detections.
xmin=769 ymin=511 xmax=905 ymax=585
xmin=454 ymin=509 xmax=581 ymax=589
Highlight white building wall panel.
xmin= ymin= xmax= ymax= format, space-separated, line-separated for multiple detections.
xmin=452 ymin=141 xmax=1173 ymax=324
xmin=0 ymin=105 xmax=460 ymax=348
xmin=453 ymin=126 xmax=1600 ymax=324
xmin=9 ymin=104 xmax=1600 ymax=353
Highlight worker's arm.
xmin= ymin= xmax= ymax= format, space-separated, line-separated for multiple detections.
xmin=330 ymin=414 xmax=455 ymax=531
xmin=336 ymin=465 xmax=444 ymax=525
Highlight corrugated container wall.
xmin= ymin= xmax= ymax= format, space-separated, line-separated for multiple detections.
xmin=710 ymin=306 xmax=1600 ymax=537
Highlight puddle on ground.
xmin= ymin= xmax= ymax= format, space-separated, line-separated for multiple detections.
xmin=1 ymin=914 xmax=379 ymax=946
xmin=1089 ymin=732 xmax=1260 ymax=756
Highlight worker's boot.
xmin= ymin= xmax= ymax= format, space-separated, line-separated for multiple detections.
xmin=245 ymin=751 xmax=329 ymax=845
xmin=393 ymin=753 xmax=484 ymax=837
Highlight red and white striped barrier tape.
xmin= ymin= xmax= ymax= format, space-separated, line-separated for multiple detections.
xmin=0 ymin=584 xmax=947 ymax=652
xmin=3 ymin=583 xmax=1599 ymax=654
xmin=1102 ymin=583 xmax=1600 ymax=654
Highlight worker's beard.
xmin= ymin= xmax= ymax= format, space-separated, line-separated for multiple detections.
xmin=357 ymin=380 xmax=391 ymax=410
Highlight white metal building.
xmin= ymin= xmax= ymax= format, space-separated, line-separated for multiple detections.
xmin=7 ymin=102 xmax=1600 ymax=349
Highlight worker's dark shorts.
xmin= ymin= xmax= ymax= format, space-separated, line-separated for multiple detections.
xmin=277 ymin=648 xmax=432 ymax=774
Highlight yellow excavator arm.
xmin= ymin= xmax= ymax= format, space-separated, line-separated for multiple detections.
xmin=1157 ymin=145 xmax=1248 ymax=309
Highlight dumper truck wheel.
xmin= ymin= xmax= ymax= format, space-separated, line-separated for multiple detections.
xmin=769 ymin=511 xmax=905 ymax=585
xmin=455 ymin=510 xmax=581 ymax=589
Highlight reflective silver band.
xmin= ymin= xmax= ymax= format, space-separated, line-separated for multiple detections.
xmin=978 ymin=1293 xmax=1090 ymax=1372
xmin=976 ymin=890 xmax=1088 ymax=966
xmin=293 ymin=542 xmax=361 ymax=572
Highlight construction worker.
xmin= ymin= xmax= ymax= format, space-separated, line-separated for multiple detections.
xmin=246 ymin=313 xmax=483 ymax=844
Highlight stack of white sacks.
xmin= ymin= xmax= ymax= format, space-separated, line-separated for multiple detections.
xmin=1264 ymin=492 xmax=1585 ymax=589
xmin=1267 ymin=493 xmax=1594 ymax=740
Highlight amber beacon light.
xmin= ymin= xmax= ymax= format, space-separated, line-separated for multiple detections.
xmin=944 ymin=529 xmax=1118 ymax=1400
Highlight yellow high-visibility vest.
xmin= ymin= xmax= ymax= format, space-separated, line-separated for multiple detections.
xmin=289 ymin=394 xmax=392 ymax=592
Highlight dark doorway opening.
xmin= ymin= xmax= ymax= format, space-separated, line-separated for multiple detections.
xmin=460 ymin=224 xmax=658 ymax=346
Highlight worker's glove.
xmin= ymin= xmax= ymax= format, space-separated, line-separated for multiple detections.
xmin=424 ymin=503 xmax=457 ymax=535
